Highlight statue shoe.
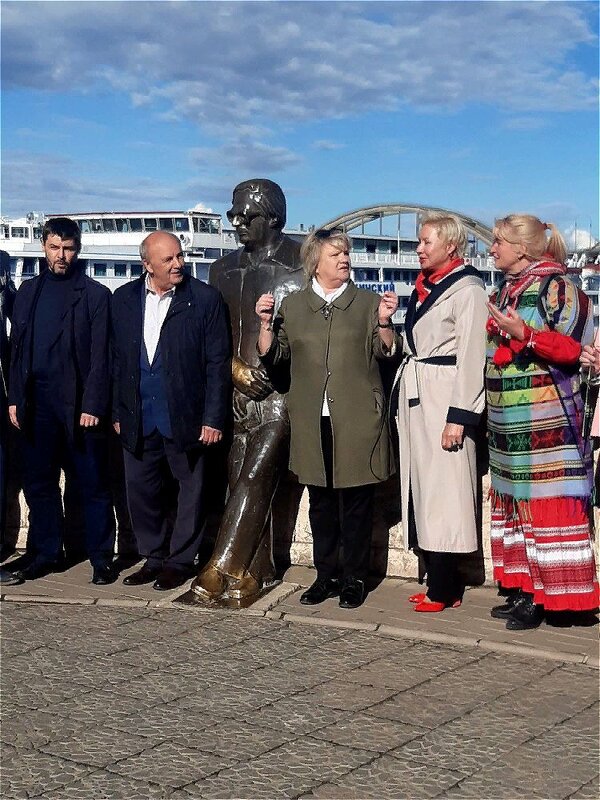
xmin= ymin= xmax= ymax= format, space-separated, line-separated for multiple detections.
xmin=227 ymin=573 xmax=263 ymax=601
xmin=191 ymin=564 xmax=228 ymax=600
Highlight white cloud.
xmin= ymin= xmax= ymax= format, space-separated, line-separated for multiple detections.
xmin=564 ymin=225 xmax=597 ymax=250
xmin=190 ymin=202 xmax=214 ymax=213
xmin=502 ymin=117 xmax=549 ymax=131
xmin=2 ymin=1 xmax=596 ymax=130
xmin=0 ymin=150 xmax=232 ymax=217
xmin=313 ymin=140 xmax=345 ymax=151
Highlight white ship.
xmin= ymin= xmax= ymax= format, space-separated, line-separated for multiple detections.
xmin=2 ymin=205 xmax=597 ymax=328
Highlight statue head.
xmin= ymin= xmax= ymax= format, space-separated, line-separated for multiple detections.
xmin=227 ymin=179 xmax=286 ymax=251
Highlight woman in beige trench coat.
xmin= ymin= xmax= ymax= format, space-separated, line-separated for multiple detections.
xmin=396 ymin=213 xmax=487 ymax=612
xmin=257 ymin=229 xmax=398 ymax=609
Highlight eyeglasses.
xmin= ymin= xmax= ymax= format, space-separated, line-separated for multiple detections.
xmin=314 ymin=227 xmax=344 ymax=239
xmin=226 ymin=210 xmax=262 ymax=226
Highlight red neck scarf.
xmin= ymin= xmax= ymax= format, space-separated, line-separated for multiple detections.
xmin=497 ymin=257 xmax=566 ymax=308
xmin=415 ymin=258 xmax=464 ymax=303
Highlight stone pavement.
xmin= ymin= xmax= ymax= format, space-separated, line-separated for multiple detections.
xmin=1 ymin=561 xmax=599 ymax=799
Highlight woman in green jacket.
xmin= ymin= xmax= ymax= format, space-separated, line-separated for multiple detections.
xmin=257 ymin=229 xmax=398 ymax=608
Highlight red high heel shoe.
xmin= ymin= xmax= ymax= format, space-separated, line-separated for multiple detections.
xmin=409 ymin=592 xmax=426 ymax=603
xmin=414 ymin=598 xmax=462 ymax=612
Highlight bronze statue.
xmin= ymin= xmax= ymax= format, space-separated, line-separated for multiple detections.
xmin=191 ymin=179 xmax=303 ymax=605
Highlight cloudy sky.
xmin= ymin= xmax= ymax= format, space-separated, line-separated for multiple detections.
xmin=2 ymin=0 xmax=598 ymax=245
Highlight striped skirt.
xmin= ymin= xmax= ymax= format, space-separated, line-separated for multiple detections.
xmin=490 ymin=491 xmax=599 ymax=611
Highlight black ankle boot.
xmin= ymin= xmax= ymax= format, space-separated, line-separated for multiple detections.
xmin=491 ymin=589 xmax=523 ymax=619
xmin=506 ymin=595 xmax=544 ymax=630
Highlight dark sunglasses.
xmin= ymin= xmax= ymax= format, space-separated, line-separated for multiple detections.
xmin=314 ymin=227 xmax=344 ymax=239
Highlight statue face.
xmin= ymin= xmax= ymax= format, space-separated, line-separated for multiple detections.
xmin=227 ymin=190 xmax=272 ymax=249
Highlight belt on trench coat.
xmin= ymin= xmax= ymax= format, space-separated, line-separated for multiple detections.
xmin=392 ymin=353 xmax=457 ymax=411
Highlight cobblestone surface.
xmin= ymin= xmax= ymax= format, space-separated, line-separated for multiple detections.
xmin=1 ymin=600 xmax=598 ymax=800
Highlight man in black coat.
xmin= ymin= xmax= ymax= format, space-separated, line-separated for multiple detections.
xmin=112 ymin=230 xmax=230 ymax=591
xmin=6 ymin=217 xmax=115 ymax=584
xmin=0 ymin=251 xmax=23 ymax=585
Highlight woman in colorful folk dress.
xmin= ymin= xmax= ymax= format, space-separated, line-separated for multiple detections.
xmin=486 ymin=214 xmax=598 ymax=630
xmin=396 ymin=213 xmax=488 ymax=612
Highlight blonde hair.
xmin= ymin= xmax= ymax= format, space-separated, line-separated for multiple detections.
xmin=419 ymin=212 xmax=467 ymax=258
xmin=493 ymin=214 xmax=566 ymax=264
xmin=301 ymin=230 xmax=352 ymax=282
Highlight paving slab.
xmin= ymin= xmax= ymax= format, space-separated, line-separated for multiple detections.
xmin=1 ymin=560 xmax=599 ymax=799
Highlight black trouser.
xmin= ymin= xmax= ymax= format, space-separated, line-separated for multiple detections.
xmin=306 ymin=418 xmax=374 ymax=582
xmin=421 ymin=550 xmax=462 ymax=604
xmin=19 ymin=385 xmax=114 ymax=569
xmin=122 ymin=430 xmax=206 ymax=571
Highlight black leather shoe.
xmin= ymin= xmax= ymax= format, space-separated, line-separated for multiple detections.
xmin=123 ymin=563 xmax=162 ymax=586
xmin=339 ymin=577 xmax=365 ymax=609
xmin=490 ymin=590 xmax=523 ymax=619
xmin=0 ymin=567 xmax=24 ymax=586
xmin=19 ymin=561 xmax=56 ymax=581
xmin=506 ymin=597 xmax=544 ymax=630
xmin=153 ymin=567 xmax=188 ymax=591
xmin=300 ymin=578 xmax=339 ymax=605
xmin=92 ymin=564 xmax=118 ymax=585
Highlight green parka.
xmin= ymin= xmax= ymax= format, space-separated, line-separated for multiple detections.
xmin=260 ymin=282 xmax=397 ymax=488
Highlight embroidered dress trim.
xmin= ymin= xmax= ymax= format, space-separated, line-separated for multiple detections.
xmin=490 ymin=491 xmax=599 ymax=611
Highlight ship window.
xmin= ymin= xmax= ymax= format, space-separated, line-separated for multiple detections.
xmin=174 ymin=218 xmax=190 ymax=232
xmin=159 ymin=218 xmax=174 ymax=231
xmin=365 ymin=241 xmax=376 ymax=254
xmin=391 ymin=241 xmax=398 ymax=254
xmin=353 ymin=238 xmax=366 ymax=253
xmin=93 ymin=262 xmax=107 ymax=277
xmin=195 ymin=263 xmax=209 ymax=281
xmin=385 ymin=269 xmax=403 ymax=281
xmin=354 ymin=268 xmax=378 ymax=281
xmin=114 ymin=263 xmax=127 ymax=278
xmin=22 ymin=258 xmax=37 ymax=275
xmin=91 ymin=219 xmax=102 ymax=232
xmin=102 ymin=219 xmax=116 ymax=233
xmin=11 ymin=227 xmax=27 ymax=238
xmin=378 ymin=241 xmax=391 ymax=254
xmin=129 ymin=218 xmax=143 ymax=232
xmin=9 ymin=257 xmax=19 ymax=276
xmin=1 ymin=225 xmax=8 ymax=238
xmin=144 ymin=218 xmax=158 ymax=231
xmin=79 ymin=220 xmax=92 ymax=234
xmin=204 ymin=248 xmax=221 ymax=259
xmin=114 ymin=218 xmax=129 ymax=233
xmin=193 ymin=217 xmax=218 ymax=234
xmin=130 ymin=263 xmax=143 ymax=276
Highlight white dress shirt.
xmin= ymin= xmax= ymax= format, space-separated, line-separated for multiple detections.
xmin=143 ymin=274 xmax=174 ymax=364
xmin=311 ymin=277 xmax=349 ymax=416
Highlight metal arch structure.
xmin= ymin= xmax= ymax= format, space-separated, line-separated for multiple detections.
xmin=320 ymin=203 xmax=494 ymax=246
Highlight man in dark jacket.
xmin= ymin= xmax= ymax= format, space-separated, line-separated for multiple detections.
xmin=112 ymin=231 xmax=230 ymax=591
xmin=6 ymin=217 xmax=115 ymax=584
xmin=0 ymin=251 xmax=23 ymax=585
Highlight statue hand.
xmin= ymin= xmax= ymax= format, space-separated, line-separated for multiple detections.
xmin=232 ymin=356 xmax=274 ymax=400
